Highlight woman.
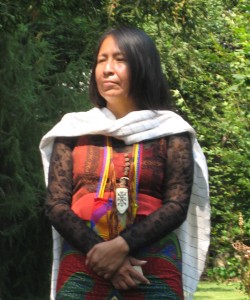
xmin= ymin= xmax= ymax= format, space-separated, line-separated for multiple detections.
xmin=40 ymin=26 xmax=210 ymax=300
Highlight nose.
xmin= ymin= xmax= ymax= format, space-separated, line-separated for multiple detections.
xmin=103 ymin=60 xmax=114 ymax=76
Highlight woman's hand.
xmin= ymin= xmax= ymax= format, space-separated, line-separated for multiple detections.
xmin=86 ymin=236 xmax=129 ymax=278
xmin=111 ymin=257 xmax=150 ymax=290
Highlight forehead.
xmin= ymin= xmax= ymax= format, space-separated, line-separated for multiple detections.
xmin=97 ymin=35 xmax=123 ymax=56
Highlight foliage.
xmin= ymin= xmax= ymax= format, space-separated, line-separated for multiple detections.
xmin=207 ymin=257 xmax=242 ymax=282
xmin=240 ymin=259 xmax=250 ymax=296
xmin=106 ymin=0 xmax=250 ymax=281
xmin=0 ymin=1 xmax=106 ymax=299
xmin=231 ymin=213 xmax=250 ymax=296
xmin=0 ymin=0 xmax=249 ymax=298
xmin=0 ymin=4 xmax=53 ymax=298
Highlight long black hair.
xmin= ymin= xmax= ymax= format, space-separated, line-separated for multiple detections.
xmin=89 ymin=26 xmax=173 ymax=110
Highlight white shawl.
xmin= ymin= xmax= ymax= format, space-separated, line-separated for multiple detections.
xmin=39 ymin=107 xmax=210 ymax=300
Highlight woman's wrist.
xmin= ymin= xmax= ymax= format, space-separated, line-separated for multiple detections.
xmin=115 ymin=236 xmax=129 ymax=255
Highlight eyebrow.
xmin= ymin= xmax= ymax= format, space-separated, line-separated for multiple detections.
xmin=97 ymin=51 xmax=125 ymax=57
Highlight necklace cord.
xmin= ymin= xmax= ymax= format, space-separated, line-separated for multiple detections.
xmin=97 ymin=137 xmax=140 ymax=239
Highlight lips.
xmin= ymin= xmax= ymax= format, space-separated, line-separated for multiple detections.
xmin=102 ymin=80 xmax=117 ymax=85
xmin=101 ymin=81 xmax=119 ymax=90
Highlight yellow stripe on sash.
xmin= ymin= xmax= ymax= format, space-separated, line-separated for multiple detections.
xmin=98 ymin=137 xmax=111 ymax=198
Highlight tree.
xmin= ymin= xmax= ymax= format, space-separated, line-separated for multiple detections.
xmin=105 ymin=0 xmax=250 ymax=280
xmin=0 ymin=1 xmax=107 ymax=298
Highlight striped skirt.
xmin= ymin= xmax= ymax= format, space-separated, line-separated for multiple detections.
xmin=56 ymin=233 xmax=183 ymax=300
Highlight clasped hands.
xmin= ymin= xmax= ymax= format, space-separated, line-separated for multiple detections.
xmin=86 ymin=236 xmax=150 ymax=290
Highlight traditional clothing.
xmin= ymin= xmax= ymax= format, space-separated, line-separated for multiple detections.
xmin=39 ymin=108 xmax=210 ymax=300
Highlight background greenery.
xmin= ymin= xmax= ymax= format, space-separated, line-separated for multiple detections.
xmin=0 ymin=0 xmax=249 ymax=299
xmin=194 ymin=281 xmax=249 ymax=300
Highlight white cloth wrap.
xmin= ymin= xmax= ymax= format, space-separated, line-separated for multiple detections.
xmin=39 ymin=107 xmax=210 ymax=300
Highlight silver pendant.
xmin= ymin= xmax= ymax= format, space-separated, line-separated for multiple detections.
xmin=116 ymin=187 xmax=129 ymax=214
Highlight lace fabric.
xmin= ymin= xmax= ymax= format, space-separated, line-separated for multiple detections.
xmin=45 ymin=133 xmax=194 ymax=254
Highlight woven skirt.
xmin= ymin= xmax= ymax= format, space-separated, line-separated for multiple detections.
xmin=56 ymin=232 xmax=183 ymax=300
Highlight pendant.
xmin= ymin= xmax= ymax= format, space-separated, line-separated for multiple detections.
xmin=116 ymin=187 xmax=129 ymax=214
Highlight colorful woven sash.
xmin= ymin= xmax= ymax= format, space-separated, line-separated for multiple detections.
xmin=71 ymin=137 xmax=162 ymax=240
xmin=96 ymin=137 xmax=141 ymax=216
xmin=90 ymin=137 xmax=142 ymax=239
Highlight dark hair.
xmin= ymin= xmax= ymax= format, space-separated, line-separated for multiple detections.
xmin=89 ymin=26 xmax=173 ymax=110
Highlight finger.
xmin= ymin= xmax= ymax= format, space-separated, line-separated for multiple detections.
xmin=93 ymin=266 xmax=107 ymax=274
xmin=112 ymin=282 xmax=120 ymax=289
xmin=95 ymin=268 xmax=113 ymax=279
xmin=85 ymin=257 xmax=89 ymax=266
xmin=86 ymin=248 xmax=95 ymax=266
xmin=129 ymin=257 xmax=147 ymax=266
xmin=118 ymin=281 xmax=129 ymax=290
xmin=130 ymin=267 xmax=150 ymax=285
xmin=132 ymin=271 xmax=150 ymax=285
xmin=111 ymin=274 xmax=130 ymax=290
xmin=104 ymin=272 xmax=112 ymax=279
xmin=123 ymin=276 xmax=137 ymax=288
xmin=86 ymin=247 xmax=95 ymax=258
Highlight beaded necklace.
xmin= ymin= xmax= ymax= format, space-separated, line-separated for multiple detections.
xmin=96 ymin=137 xmax=141 ymax=235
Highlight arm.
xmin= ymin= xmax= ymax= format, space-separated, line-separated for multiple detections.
xmin=86 ymin=132 xmax=193 ymax=276
xmin=45 ymin=137 xmax=103 ymax=253
xmin=47 ymin=137 xmax=149 ymax=287
xmin=120 ymin=132 xmax=194 ymax=254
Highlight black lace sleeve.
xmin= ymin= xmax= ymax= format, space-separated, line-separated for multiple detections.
xmin=45 ymin=137 xmax=103 ymax=253
xmin=120 ymin=133 xmax=194 ymax=254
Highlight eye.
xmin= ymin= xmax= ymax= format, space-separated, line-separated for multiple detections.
xmin=97 ymin=57 xmax=106 ymax=63
xmin=116 ymin=56 xmax=126 ymax=62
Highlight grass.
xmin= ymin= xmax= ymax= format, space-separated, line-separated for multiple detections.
xmin=194 ymin=281 xmax=249 ymax=300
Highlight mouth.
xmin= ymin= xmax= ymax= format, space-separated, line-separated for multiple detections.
xmin=103 ymin=80 xmax=117 ymax=84
xmin=102 ymin=81 xmax=119 ymax=89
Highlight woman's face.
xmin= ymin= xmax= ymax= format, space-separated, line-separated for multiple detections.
xmin=95 ymin=35 xmax=132 ymax=107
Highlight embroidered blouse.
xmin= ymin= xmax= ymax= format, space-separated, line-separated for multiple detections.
xmin=45 ymin=133 xmax=194 ymax=255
